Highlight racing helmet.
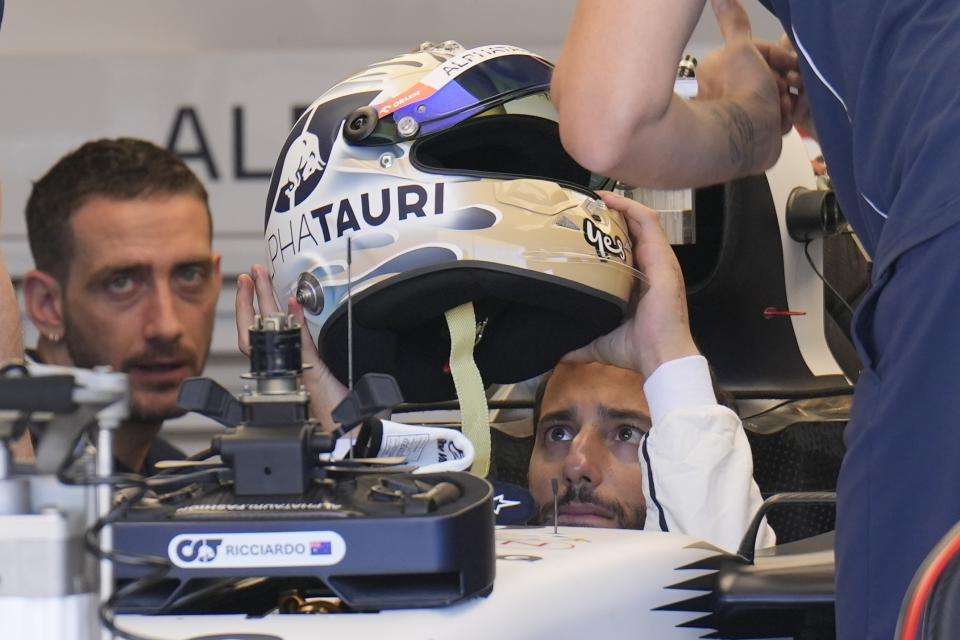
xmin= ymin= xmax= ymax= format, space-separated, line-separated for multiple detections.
xmin=264 ymin=41 xmax=637 ymax=402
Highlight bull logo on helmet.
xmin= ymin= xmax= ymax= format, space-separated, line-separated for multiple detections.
xmin=274 ymin=131 xmax=326 ymax=214
xmin=265 ymin=91 xmax=380 ymax=227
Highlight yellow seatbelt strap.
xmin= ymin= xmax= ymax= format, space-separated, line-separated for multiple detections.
xmin=444 ymin=302 xmax=491 ymax=478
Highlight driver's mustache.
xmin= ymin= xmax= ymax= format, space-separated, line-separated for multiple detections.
xmin=539 ymin=483 xmax=619 ymax=524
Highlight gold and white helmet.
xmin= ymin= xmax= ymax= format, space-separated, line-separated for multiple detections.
xmin=264 ymin=41 xmax=636 ymax=402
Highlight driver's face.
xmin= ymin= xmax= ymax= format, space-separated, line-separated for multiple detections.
xmin=528 ymin=362 xmax=650 ymax=529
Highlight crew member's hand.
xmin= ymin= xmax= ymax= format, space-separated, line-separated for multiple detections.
xmin=773 ymin=33 xmax=816 ymax=139
xmin=562 ymin=192 xmax=699 ymax=379
xmin=0 ymin=188 xmax=23 ymax=362
xmin=755 ymin=37 xmax=802 ymax=135
xmin=235 ymin=264 xmax=348 ymax=432
xmin=696 ymin=0 xmax=785 ymax=160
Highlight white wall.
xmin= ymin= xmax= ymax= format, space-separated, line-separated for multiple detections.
xmin=0 ymin=1 xmax=783 ymax=55
xmin=0 ymin=0 xmax=785 ymax=449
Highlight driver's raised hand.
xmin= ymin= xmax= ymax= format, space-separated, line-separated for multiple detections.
xmin=235 ymin=263 xmax=348 ymax=431
xmin=562 ymin=192 xmax=699 ymax=378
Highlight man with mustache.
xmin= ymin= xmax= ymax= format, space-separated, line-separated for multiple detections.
xmin=21 ymin=138 xmax=221 ymax=474
xmin=527 ymin=192 xmax=774 ymax=553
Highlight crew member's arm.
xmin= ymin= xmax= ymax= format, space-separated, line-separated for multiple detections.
xmin=235 ymin=263 xmax=348 ymax=432
xmin=0 ymin=251 xmax=21 ymax=360
xmin=552 ymin=0 xmax=787 ymax=188
xmin=640 ymin=356 xmax=775 ymax=551
xmin=1 ymin=200 xmax=32 ymax=461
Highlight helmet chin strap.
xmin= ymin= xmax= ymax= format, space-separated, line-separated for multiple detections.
xmin=444 ymin=302 xmax=491 ymax=478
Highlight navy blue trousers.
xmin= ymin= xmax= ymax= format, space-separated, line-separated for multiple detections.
xmin=837 ymin=221 xmax=960 ymax=638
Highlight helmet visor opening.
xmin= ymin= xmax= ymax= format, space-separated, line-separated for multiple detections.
xmin=411 ymin=113 xmax=612 ymax=192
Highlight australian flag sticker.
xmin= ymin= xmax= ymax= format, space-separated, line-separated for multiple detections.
xmin=310 ymin=541 xmax=332 ymax=556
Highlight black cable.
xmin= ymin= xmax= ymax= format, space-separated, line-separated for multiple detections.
xmin=740 ymin=398 xmax=800 ymax=421
xmin=732 ymin=385 xmax=855 ymax=401
xmin=739 ymin=392 xmax=852 ymax=421
xmin=0 ymin=360 xmax=29 ymax=376
xmin=94 ymin=467 xmax=231 ymax=639
xmin=52 ymin=423 xmax=232 ymax=639
xmin=804 ymin=238 xmax=857 ymax=316
xmin=100 ymin=571 xmax=174 ymax=640
xmin=397 ymin=399 xmax=535 ymax=412
xmin=146 ymin=467 xmax=228 ymax=489
xmin=57 ymin=446 xmax=170 ymax=639
xmin=160 ymin=576 xmax=269 ymax=614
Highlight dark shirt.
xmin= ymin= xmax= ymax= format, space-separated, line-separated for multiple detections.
xmin=760 ymin=0 xmax=960 ymax=276
xmin=114 ymin=436 xmax=187 ymax=476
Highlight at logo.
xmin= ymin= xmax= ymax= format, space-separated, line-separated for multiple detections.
xmin=583 ymin=218 xmax=626 ymax=262
xmin=175 ymin=537 xmax=223 ymax=564
xmin=437 ymin=439 xmax=465 ymax=463
xmin=447 ymin=441 xmax=464 ymax=460
xmin=493 ymin=493 xmax=521 ymax=515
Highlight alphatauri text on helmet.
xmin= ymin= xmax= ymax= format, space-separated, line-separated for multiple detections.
xmin=438 ymin=45 xmax=529 ymax=77
xmin=267 ymin=182 xmax=445 ymax=267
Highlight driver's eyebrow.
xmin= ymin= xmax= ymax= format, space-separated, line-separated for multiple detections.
xmin=537 ymin=408 xmax=577 ymax=430
xmin=599 ymin=407 xmax=652 ymax=431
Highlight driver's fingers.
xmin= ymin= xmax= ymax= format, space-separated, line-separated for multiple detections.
xmin=250 ymin=263 xmax=281 ymax=315
xmin=598 ymin=191 xmax=670 ymax=253
xmin=288 ymin=297 xmax=323 ymax=366
xmin=235 ymin=274 xmax=255 ymax=356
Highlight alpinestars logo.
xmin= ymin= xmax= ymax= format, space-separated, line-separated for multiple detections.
xmin=493 ymin=494 xmax=522 ymax=515
xmin=174 ymin=538 xmax=223 ymax=563
xmin=583 ymin=217 xmax=626 ymax=262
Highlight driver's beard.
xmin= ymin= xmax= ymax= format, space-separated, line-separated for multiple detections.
xmin=536 ymin=483 xmax=646 ymax=530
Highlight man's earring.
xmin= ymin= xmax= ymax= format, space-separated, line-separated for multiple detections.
xmin=48 ymin=332 xmax=61 ymax=343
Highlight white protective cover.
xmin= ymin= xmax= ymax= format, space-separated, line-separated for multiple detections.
xmin=0 ymin=593 xmax=99 ymax=640
xmin=115 ymin=526 xmax=727 ymax=640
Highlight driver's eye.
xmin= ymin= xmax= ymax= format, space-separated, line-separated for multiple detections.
xmin=545 ymin=425 xmax=573 ymax=442
xmin=615 ymin=426 xmax=643 ymax=444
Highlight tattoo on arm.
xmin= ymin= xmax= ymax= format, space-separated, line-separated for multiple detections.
xmin=710 ymin=102 xmax=756 ymax=173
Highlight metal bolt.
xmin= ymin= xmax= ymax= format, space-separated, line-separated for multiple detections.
xmin=379 ymin=153 xmax=394 ymax=169
xmin=396 ymin=116 xmax=420 ymax=139
xmin=349 ymin=114 xmax=368 ymax=131
xmin=296 ymin=272 xmax=325 ymax=315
